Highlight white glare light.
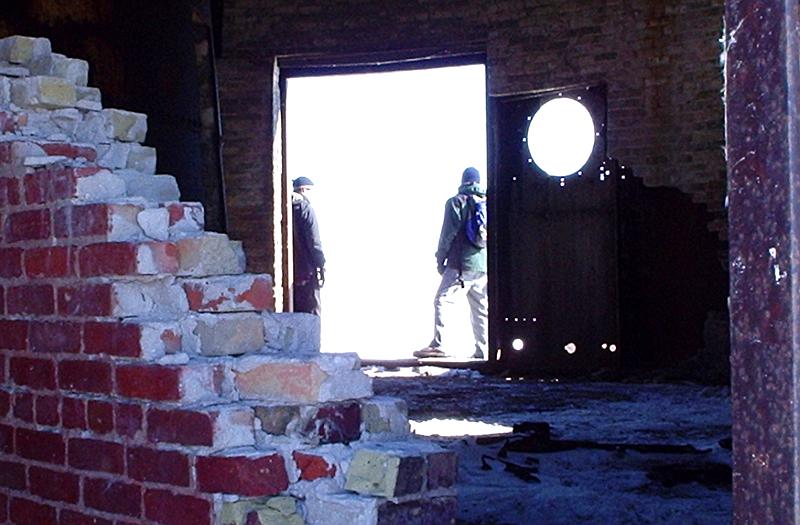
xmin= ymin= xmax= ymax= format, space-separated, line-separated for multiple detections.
xmin=511 ymin=338 xmax=525 ymax=351
xmin=609 ymin=344 xmax=617 ymax=353
xmin=527 ymin=98 xmax=596 ymax=177
xmin=564 ymin=342 xmax=577 ymax=354
xmin=411 ymin=418 xmax=513 ymax=437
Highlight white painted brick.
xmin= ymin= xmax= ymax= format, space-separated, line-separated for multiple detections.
xmin=0 ymin=62 xmax=29 ymax=77
xmin=0 ymin=36 xmax=52 ymax=73
xmin=18 ymin=111 xmax=62 ymax=138
xmin=211 ymin=406 xmax=257 ymax=449
xmin=137 ymin=207 xmax=170 ymax=241
xmin=360 ymin=397 xmax=411 ymax=439
xmin=116 ymin=171 xmax=181 ymax=202
xmin=11 ymin=76 xmax=77 ymax=109
xmin=75 ymin=86 xmax=102 ymax=111
xmin=51 ymin=53 xmax=89 ymax=86
xmin=74 ymin=111 xmax=107 ymax=143
xmin=182 ymin=313 xmax=266 ymax=356
xmin=105 ymin=203 xmax=144 ymax=241
xmin=263 ymin=312 xmax=320 ymax=353
xmin=50 ymin=108 xmax=82 ymax=138
xmin=127 ymin=144 xmax=156 ymax=174
xmin=182 ymin=274 xmax=274 ymax=313
xmin=232 ymin=353 xmax=372 ymax=403
xmin=23 ymin=155 xmax=68 ymax=167
xmin=166 ymin=202 xmax=205 ymax=236
xmin=96 ymin=141 xmax=131 ymax=168
xmin=103 ymin=108 xmax=147 ymax=142
xmin=176 ymin=233 xmax=246 ymax=277
xmin=304 ymin=491 xmax=379 ymax=525
xmin=74 ymin=169 xmax=126 ymax=201
xmin=111 ymin=278 xmax=188 ymax=318
xmin=136 ymin=321 xmax=183 ymax=360
xmin=0 ymin=76 xmax=10 ymax=105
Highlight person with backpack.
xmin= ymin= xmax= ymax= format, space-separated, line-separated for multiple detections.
xmin=414 ymin=167 xmax=488 ymax=360
xmin=292 ymin=176 xmax=326 ymax=316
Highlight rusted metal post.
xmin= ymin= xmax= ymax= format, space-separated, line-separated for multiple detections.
xmin=726 ymin=1 xmax=800 ymax=523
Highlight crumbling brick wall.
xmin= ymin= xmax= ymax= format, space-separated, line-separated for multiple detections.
xmin=0 ymin=36 xmax=457 ymax=525
xmin=219 ymin=0 xmax=727 ymax=273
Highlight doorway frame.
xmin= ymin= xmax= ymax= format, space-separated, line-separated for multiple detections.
xmin=276 ymin=51 xmax=489 ymax=315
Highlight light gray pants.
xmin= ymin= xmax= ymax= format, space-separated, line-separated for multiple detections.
xmin=429 ymin=268 xmax=488 ymax=354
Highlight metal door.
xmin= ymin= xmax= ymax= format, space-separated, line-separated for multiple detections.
xmin=488 ymin=85 xmax=620 ymax=375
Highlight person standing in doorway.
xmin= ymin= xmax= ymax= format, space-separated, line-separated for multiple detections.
xmin=292 ymin=176 xmax=326 ymax=316
xmin=415 ymin=167 xmax=488 ymax=360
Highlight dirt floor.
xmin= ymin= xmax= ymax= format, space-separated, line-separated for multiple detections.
xmin=369 ymin=367 xmax=732 ymax=525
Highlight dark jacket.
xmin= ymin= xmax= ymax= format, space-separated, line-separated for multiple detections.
xmin=292 ymin=192 xmax=325 ymax=284
xmin=435 ymin=182 xmax=487 ymax=273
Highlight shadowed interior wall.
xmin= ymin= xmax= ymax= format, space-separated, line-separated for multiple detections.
xmin=218 ymin=0 xmax=727 ymax=275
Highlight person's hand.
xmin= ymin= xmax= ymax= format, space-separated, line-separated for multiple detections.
xmin=316 ymin=267 xmax=325 ymax=287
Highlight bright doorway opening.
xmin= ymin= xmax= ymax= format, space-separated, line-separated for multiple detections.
xmin=285 ymin=63 xmax=487 ymax=360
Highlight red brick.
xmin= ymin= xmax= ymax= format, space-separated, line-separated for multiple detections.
xmin=127 ymin=447 xmax=190 ymax=486
xmin=0 ymin=389 xmax=9 ymax=416
xmin=62 ymin=397 xmax=87 ymax=429
xmin=80 ymin=242 xmax=178 ymax=276
xmin=54 ymin=203 xmax=108 ymax=238
xmin=57 ymin=283 xmax=112 ymax=317
xmin=0 ymin=459 xmax=26 ymax=490
xmin=116 ymin=365 xmax=181 ymax=401
xmin=0 ymin=319 xmax=28 ymax=349
xmin=115 ymin=403 xmax=143 ymax=438
xmin=10 ymin=356 xmax=56 ymax=389
xmin=68 ymin=438 xmax=124 ymax=474
xmin=60 ymin=510 xmax=114 ymax=525
xmin=0 ymin=423 xmax=12 ymax=454
xmin=35 ymin=394 xmax=60 ymax=426
xmin=293 ymin=451 xmax=337 ymax=481
xmin=40 ymin=143 xmax=97 ymax=162
xmin=307 ymin=402 xmax=362 ymax=444
xmin=78 ymin=242 xmax=137 ymax=276
xmin=196 ymin=453 xmax=289 ymax=496
xmin=0 ymin=247 xmax=23 ymax=277
xmin=59 ymin=359 xmax=113 ymax=394
xmin=84 ymin=321 xmax=141 ymax=357
xmin=16 ymin=428 xmax=65 ymax=464
xmin=84 ymin=477 xmax=142 ymax=518
xmin=87 ymin=400 xmax=114 ymax=434
xmin=24 ymin=246 xmax=71 ymax=277
xmin=144 ymin=489 xmax=212 ymax=525
xmin=0 ymin=176 xmax=20 ymax=206
xmin=147 ymin=408 xmax=214 ymax=446
xmin=4 ymin=209 xmax=51 ymax=242
xmin=29 ymin=320 xmax=82 ymax=353
xmin=13 ymin=391 xmax=33 ymax=422
xmin=29 ymin=466 xmax=79 ymax=503
xmin=7 ymin=284 xmax=54 ymax=315
xmin=24 ymin=169 xmax=75 ymax=204
xmin=10 ymin=497 xmax=57 ymax=525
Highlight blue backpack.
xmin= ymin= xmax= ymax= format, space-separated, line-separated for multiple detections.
xmin=463 ymin=194 xmax=487 ymax=249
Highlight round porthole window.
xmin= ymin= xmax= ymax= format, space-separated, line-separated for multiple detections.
xmin=527 ymin=97 xmax=596 ymax=177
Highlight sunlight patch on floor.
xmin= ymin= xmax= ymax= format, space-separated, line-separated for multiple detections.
xmin=411 ymin=418 xmax=513 ymax=437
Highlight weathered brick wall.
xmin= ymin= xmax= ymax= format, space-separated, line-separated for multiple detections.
xmin=219 ymin=0 xmax=727 ymax=271
xmin=0 ymin=36 xmax=457 ymax=525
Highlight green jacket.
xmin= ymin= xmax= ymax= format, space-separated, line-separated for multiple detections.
xmin=435 ymin=182 xmax=487 ymax=273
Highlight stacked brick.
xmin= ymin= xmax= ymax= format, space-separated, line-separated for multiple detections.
xmin=0 ymin=36 xmax=456 ymax=525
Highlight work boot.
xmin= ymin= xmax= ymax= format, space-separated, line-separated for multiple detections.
xmin=413 ymin=346 xmax=448 ymax=358
xmin=470 ymin=349 xmax=485 ymax=360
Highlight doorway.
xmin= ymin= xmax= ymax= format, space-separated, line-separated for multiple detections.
xmin=284 ymin=63 xmax=488 ymax=360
